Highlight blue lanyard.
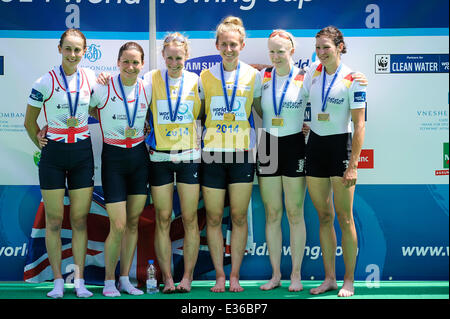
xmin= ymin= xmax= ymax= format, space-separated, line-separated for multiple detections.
xmin=220 ymin=62 xmax=240 ymax=113
xmin=165 ymin=70 xmax=185 ymax=122
xmin=321 ymin=63 xmax=342 ymax=112
xmin=117 ymin=75 xmax=139 ymax=128
xmin=272 ymin=66 xmax=294 ymax=117
xmin=59 ymin=65 xmax=80 ymax=118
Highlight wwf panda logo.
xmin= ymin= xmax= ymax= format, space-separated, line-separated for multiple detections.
xmin=378 ymin=56 xmax=388 ymax=68
xmin=375 ymin=55 xmax=390 ymax=73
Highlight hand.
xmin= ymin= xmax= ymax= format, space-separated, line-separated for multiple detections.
xmin=302 ymin=123 xmax=310 ymax=136
xmin=352 ymin=72 xmax=368 ymax=86
xmin=144 ymin=121 xmax=151 ymax=135
xmin=97 ymin=72 xmax=112 ymax=85
xmin=37 ymin=125 xmax=48 ymax=149
xmin=341 ymin=166 xmax=357 ymax=188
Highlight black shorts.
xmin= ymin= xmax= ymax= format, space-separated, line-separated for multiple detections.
xmin=305 ymin=131 xmax=352 ymax=178
xmin=256 ymin=130 xmax=306 ymax=177
xmin=201 ymin=151 xmax=255 ymax=189
xmin=149 ymin=160 xmax=200 ymax=186
xmin=101 ymin=142 xmax=150 ymax=203
xmin=39 ymin=138 xmax=94 ymax=190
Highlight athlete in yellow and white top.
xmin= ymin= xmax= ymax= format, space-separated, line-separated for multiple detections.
xmin=145 ymin=63 xmax=201 ymax=160
xmin=143 ymin=33 xmax=202 ymax=294
xmin=199 ymin=60 xmax=261 ymax=152
xmin=199 ymin=16 xmax=262 ymax=294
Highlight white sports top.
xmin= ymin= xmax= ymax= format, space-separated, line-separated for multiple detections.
xmin=260 ymin=65 xmax=306 ymax=137
xmin=90 ymin=75 xmax=151 ymax=148
xmin=28 ymin=66 xmax=96 ymax=143
xmin=302 ymin=61 xmax=367 ymax=136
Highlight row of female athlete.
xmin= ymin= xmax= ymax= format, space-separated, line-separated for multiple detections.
xmin=24 ymin=15 xmax=367 ymax=298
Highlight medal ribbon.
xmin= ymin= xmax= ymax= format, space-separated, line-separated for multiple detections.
xmin=59 ymin=65 xmax=80 ymax=119
xmin=165 ymin=70 xmax=185 ymax=122
xmin=220 ymin=62 xmax=240 ymax=113
xmin=272 ymin=66 xmax=294 ymax=117
xmin=117 ymin=75 xmax=139 ymax=129
xmin=321 ymin=63 xmax=342 ymax=112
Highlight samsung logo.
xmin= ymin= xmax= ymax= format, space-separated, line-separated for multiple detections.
xmin=185 ymin=55 xmax=222 ymax=75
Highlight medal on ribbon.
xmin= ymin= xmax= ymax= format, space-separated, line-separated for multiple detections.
xmin=271 ymin=66 xmax=294 ymax=127
xmin=220 ymin=62 xmax=240 ymax=122
xmin=117 ymin=75 xmax=139 ymax=139
xmin=319 ymin=64 xmax=342 ymax=122
xmin=59 ymin=65 xmax=80 ymax=128
xmin=165 ymin=70 xmax=185 ymax=122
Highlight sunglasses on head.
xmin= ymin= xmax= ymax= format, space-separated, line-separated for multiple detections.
xmin=269 ymin=30 xmax=294 ymax=46
xmin=164 ymin=35 xmax=186 ymax=43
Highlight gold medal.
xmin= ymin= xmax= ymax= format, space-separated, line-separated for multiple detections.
xmin=223 ymin=112 xmax=235 ymax=121
xmin=317 ymin=113 xmax=330 ymax=121
xmin=67 ymin=117 xmax=78 ymax=127
xmin=272 ymin=117 xmax=284 ymax=127
xmin=125 ymin=127 xmax=136 ymax=138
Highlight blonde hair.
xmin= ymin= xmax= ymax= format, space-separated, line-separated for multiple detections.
xmin=215 ymin=16 xmax=246 ymax=44
xmin=162 ymin=32 xmax=190 ymax=58
xmin=268 ymin=29 xmax=296 ymax=51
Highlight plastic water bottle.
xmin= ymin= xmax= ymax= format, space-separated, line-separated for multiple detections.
xmin=146 ymin=259 xmax=158 ymax=294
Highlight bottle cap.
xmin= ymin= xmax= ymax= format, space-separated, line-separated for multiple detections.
xmin=148 ymin=259 xmax=154 ymax=264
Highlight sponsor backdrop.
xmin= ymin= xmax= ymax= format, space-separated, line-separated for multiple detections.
xmin=0 ymin=0 xmax=448 ymax=282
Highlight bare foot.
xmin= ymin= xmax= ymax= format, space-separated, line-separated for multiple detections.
xmin=229 ymin=277 xmax=244 ymax=292
xmin=260 ymin=278 xmax=281 ymax=291
xmin=210 ymin=276 xmax=226 ymax=293
xmin=338 ymin=280 xmax=354 ymax=297
xmin=310 ymin=278 xmax=338 ymax=295
xmin=162 ymin=278 xmax=176 ymax=294
xmin=288 ymin=278 xmax=303 ymax=292
xmin=176 ymin=278 xmax=192 ymax=293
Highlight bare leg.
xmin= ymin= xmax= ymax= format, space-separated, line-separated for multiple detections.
xmin=152 ymin=184 xmax=176 ymax=293
xmin=307 ymin=177 xmax=338 ymax=295
xmin=258 ymin=176 xmax=283 ymax=291
xmin=119 ymin=194 xmax=147 ymax=276
xmin=331 ymin=177 xmax=357 ymax=297
xmin=176 ymin=183 xmax=200 ymax=293
xmin=68 ymin=187 xmax=93 ymax=281
xmin=102 ymin=201 xmax=127 ymax=297
xmin=41 ymin=189 xmax=66 ymax=280
xmin=282 ymin=176 xmax=306 ymax=292
xmin=228 ymin=182 xmax=253 ymax=292
xmin=41 ymin=189 xmax=65 ymax=298
xmin=68 ymin=187 xmax=94 ymax=297
xmin=104 ymin=201 xmax=127 ymax=281
xmin=203 ymin=186 xmax=226 ymax=293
